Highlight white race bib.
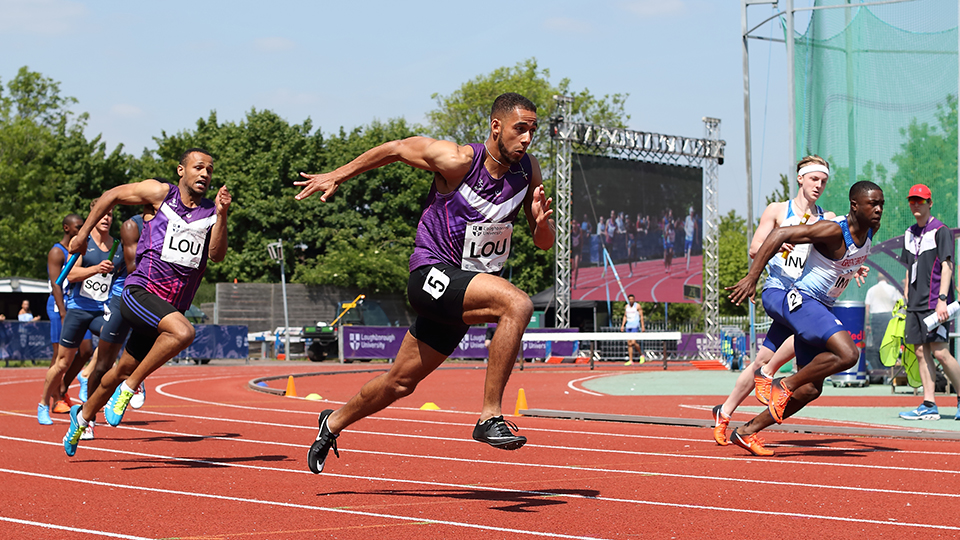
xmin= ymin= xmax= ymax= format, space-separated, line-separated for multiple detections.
xmin=159 ymin=204 xmax=216 ymax=270
xmin=79 ymin=272 xmax=111 ymax=303
xmin=422 ymin=267 xmax=450 ymax=300
xmin=781 ymin=244 xmax=811 ymax=280
xmin=827 ymin=270 xmax=856 ymax=298
xmin=461 ymin=222 xmax=513 ymax=273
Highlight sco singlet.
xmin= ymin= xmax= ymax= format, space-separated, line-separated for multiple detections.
xmin=66 ymin=236 xmax=117 ymax=311
xmin=793 ymin=216 xmax=873 ymax=307
xmin=124 ymin=183 xmax=217 ymax=311
xmin=764 ymin=202 xmax=825 ymax=291
xmin=409 ymin=143 xmax=531 ymax=274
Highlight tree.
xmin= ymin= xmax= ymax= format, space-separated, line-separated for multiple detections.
xmin=717 ymin=210 xmax=749 ymax=316
xmin=0 ymin=67 xmax=131 ymax=278
xmin=426 ymin=58 xmax=631 ymax=295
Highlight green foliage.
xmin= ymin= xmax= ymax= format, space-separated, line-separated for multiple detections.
xmin=764 ymin=174 xmax=792 ymax=207
xmin=718 ymin=210 xmax=749 ymax=316
xmin=426 ymin=58 xmax=630 ymax=295
xmin=0 ymin=67 xmax=131 ymax=278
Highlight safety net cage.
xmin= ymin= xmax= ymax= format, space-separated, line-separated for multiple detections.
xmin=795 ymin=0 xmax=958 ymax=295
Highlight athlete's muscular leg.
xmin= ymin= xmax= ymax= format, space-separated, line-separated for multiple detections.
xmin=327 ymin=333 xmax=448 ymax=434
xmin=40 ymin=346 xmax=78 ymax=408
xmin=88 ymin=340 xmax=124 ymax=401
xmin=931 ymin=343 xmax=960 ymax=396
xmin=60 ymin=339 xmax=92 ymax=397
xmin=461 ymin=273 xmax=534 ymax=422
xmin=737 ymin=377 xmax=826 ymax=437
xmin=781 ymin=331 xmax=858 ymax=391
xmin=123 ymin=312 xmax=195 ymax=390
xmin=81 ymin=350 xmax=138 ymax=423
xmin=720 ymin=345 xmax=775 ymax=415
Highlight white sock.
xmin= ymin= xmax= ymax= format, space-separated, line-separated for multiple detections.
xmin=78 ymin=415 xmax=89 ymax=428
xmin=120 ymin=382 xmax=135 ymax=394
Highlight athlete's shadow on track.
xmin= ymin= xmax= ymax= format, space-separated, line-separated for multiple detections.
xmin=772 ymin=437 xmax=899 ymax=457
xmin=106 ymin=432 xmax=243 ymax=444
xmin=78 ymin=454 xmax=293 ymax=470
xmin=323 ymin=488 xmax=601 ymax=513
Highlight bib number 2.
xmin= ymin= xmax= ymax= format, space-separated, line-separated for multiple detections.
xmin=787 ymin=289 xmax=803 ymax=312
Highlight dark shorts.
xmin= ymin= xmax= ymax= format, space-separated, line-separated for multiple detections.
xmin=406 ymin=264 xmax=476 ymax=356
xmin=768 ymin=289 xmax=845 ymax=367
xmin=60 ymin=309 xmax=103 ymax=348
xmin=47 ymin=296 xmax=62 ymax=344
xmin=98 ymin=294 xmax=132 ymax=345
xmin=761 ymin=288 xmax=793 ymax=354
xmin=120 ymin=285 xmax=179 ymax=362
xmin=905 ymin=309 xmax=951 ymax=345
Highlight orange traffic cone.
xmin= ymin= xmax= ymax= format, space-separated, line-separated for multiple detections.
xmin=284 ymin=376 xmax=297 ymax=397
xmin=514 ymin=388 xmax=528 ymax=416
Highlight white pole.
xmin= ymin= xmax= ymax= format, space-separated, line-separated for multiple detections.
xmin=742 ymin=0 xmax=757 ymax=364
xmin=279 ymin=240 xmax=291 ymax=360
xmin=786 ymin=0 xmax=796 ymax=193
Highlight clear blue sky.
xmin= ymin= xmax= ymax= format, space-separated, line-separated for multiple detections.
xmin=1 ymin=0 xmax=953 ymax=218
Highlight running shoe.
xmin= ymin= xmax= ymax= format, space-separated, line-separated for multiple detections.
xmin=768 ymin=378 xmax=793 ymax=424
xmin=624 ymin=360 xmax=633 ymax=366
xmin=307 ymin=409 xmax=340 ymax=474
xmin=711 ymin=404 xmax=730 ymax=446
xmin=638 ymin=355 xmax=646 ymax=364
xmin=472 ymin=415 xmax=527 ymax=450
xmin=38 ymin=403 xmax=53 ymax=425
xmin=53 ymin=399 xmax=71 ymax=414
xmin=730 ymin=429 xmax=774 ymax=456
xmin=104 ymin=385 xmax=134 ymax=427
xmin=754 ymin=367 xmax=772 ymax=406
xmin=63 ymin=405 xmax=86 ymax=456
xmin=956 ymin=398 xmax=960 ymax=420
xmin=78 ymin=375 xmax=88 ymax=403
xmin=81 ymin=419 xmax=95 ymax=441
xmin=130 ymin=383 xmax=146 ymax=409
xmin=899 ymin=403 xmax=940 ymax=420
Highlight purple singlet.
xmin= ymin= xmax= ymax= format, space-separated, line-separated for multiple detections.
xmin=409 ymin=143 xmax=532 ymax=274
xmin=125 ymin=183 xmax=218 ymax=311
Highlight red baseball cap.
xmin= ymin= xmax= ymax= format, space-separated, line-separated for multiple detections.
xmin=908 ymin=184 xmax=932 ymax=200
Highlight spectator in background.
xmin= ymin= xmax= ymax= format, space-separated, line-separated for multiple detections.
xmin=864 ymin=274 xmax=902 ymax=373
xmin=18 ymin=300 xmax=40 ymax=322
xmin=898 ymin=184 xmax=960 ymax=421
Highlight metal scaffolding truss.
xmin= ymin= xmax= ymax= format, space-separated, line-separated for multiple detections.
xmin=549 ymin=98 xmax=725 ymax=357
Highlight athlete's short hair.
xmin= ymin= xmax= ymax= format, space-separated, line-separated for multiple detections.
xmin=179 ymin=147 xmax=213 ymax=166
xmin=491 ymin=93 xmax=537 ymax=121
xmin=797 ymin=155 xmax=829 ymax=173
xmin=62 ymin=213 xmax=82 ymax=227
xmin=849 ymin=180 xmax=882 ymax=202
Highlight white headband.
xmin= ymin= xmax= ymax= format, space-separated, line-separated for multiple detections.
xmin=798 ymin=164 xmax=830 ymax=178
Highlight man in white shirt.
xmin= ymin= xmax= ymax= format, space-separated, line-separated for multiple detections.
xmin=864 ymin=274 xmax=903 ymax=373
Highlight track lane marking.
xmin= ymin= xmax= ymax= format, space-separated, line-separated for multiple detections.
xmin=0 ymin=445 xmax=955 ymax=532
xmin=0 ymin=516 xmax=154 ymax=539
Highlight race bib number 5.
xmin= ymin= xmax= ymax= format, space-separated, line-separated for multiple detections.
xmin=423 ymin=267 xmax=450 ymax=300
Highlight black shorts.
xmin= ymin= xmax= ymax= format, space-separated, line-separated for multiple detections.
xmin=905 ymin=309 xmax=951 ymax=345
xmin=407 ymin=264 xmax=476 ymax=356
xmin=60 ymin=309 xmax=102 ymax=348
xmin=120 ymin=285 xmax=179 ymax=362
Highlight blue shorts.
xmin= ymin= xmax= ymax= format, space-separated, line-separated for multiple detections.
xmin=46 ymin=295 xmax=61 ymax=344
xmin=760 ymin=288 xmax=792 ymax=354
xmin=684 ymin=238 xmax=693 ymax=252
xmin=768 ymin=289 xmax=844 ymax=367
xmin=97 ymin=294 xmax=131 ymax=345
xmin=60 ymin=309 xmax=102 ymax=348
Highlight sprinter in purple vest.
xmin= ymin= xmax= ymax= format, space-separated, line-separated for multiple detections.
xmin=295 ymin=93 xmax=555 ymax=473
xmin=61 ymin=148 xmax=231 ymax=456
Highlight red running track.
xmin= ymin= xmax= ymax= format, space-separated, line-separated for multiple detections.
xmin=1 ymin=362 xmax=959 ymax=539
xmin=572 ymin=256 xmax=702 ymax=303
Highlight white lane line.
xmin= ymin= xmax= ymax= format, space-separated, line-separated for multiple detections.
xmin=567 ymin=374 xmax=614 ymax=396
xmin=0 ymin=444 xmax=955 ymax=532
xmin=4 ymin=425 xmax=960 ymax=503
xmin=0 ymin=516 xmax=154 ymax=539
xmin=679 ymin=403 xmax=959 ymax=433
xmin=0 ymin=465 xmax=607 ymax=540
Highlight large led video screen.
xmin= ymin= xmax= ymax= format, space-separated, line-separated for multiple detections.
xmin=570 ymin=154 xmax=703 ymax=304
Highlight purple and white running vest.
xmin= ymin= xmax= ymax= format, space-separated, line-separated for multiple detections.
xmin=409 ymin=143 xmax=531 ymax=274
xmin=125 ymin=184 xmax=218 ymax=311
